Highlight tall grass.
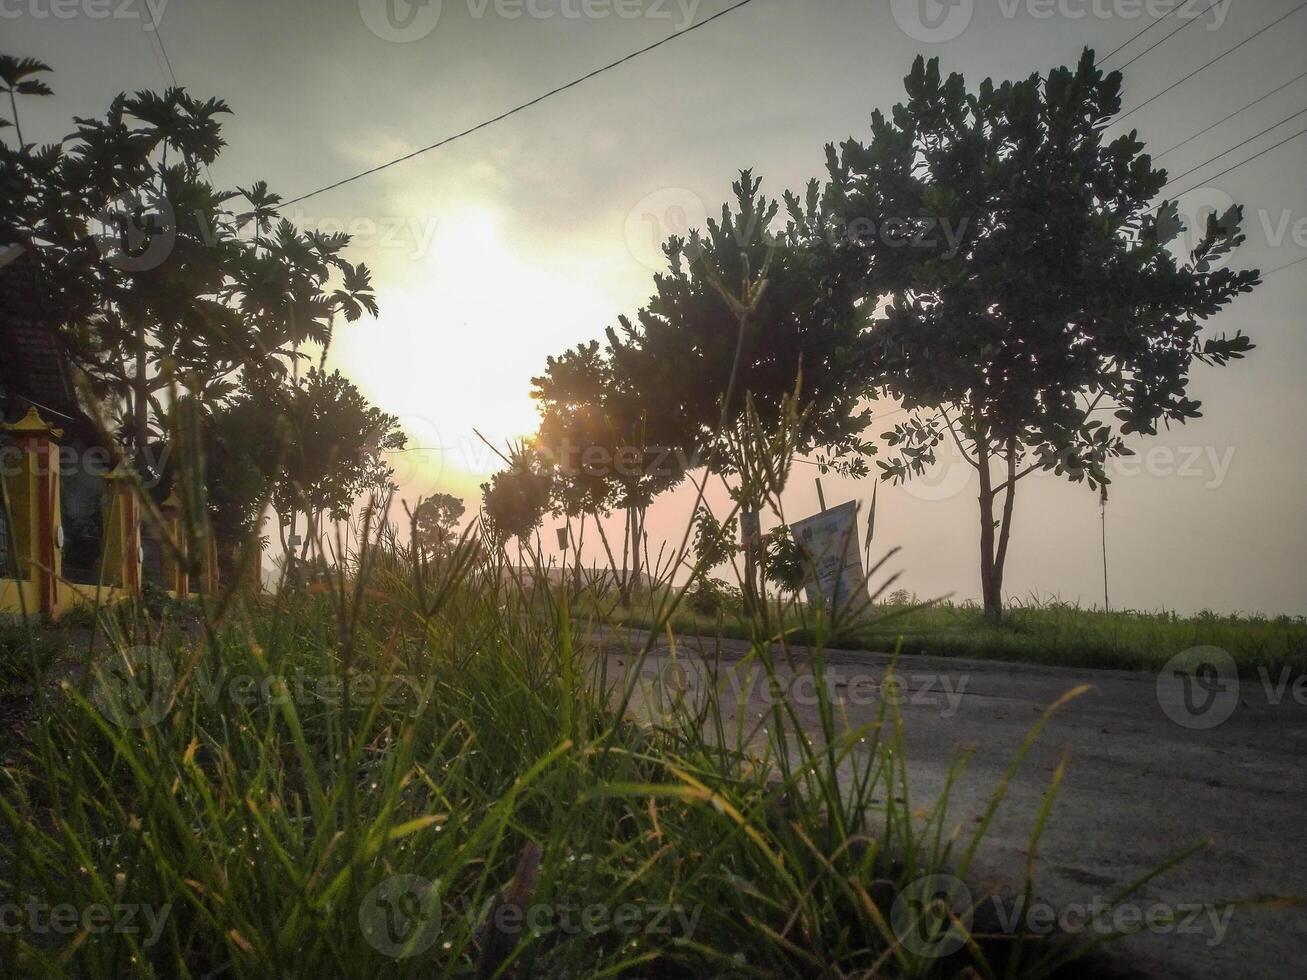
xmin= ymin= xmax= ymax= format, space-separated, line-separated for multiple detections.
xmin=0 ymin=494 xmax=1221 ymax=978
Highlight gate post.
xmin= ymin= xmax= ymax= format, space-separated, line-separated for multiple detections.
xmin=2 ymin=408 xmax=63 ymax=617
xmin=159 ymin=491 xmax=188 ymax=599
xmin=103 ymin=466 xmax=141 ymax=597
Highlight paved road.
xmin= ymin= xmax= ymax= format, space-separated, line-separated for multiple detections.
xmin=587 ymin=628 xmax=1306 ymax=979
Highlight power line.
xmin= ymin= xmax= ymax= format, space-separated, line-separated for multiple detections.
xmin=277 ymin=0 xmax=759 ymax=210
xmin=1264 ymin=254 xmax=1307 ymax=277
xmin=1100 ymin=0 xmax=1193 ymax=63
xmin=1115 ymin=1 xmax=1307 ymax=124
xmin=1153 ymin=69 xmax=1307 ymax=159
xmin=1167 ymin=124 xmax=1307 ymax=200
xmin=1158 ymin=106 xmax=1307 ymax=192
xmin=1115 ymin=0 xmax=1222 ymax=71
xmin=146 ymin=19 xmax=181 ymax=90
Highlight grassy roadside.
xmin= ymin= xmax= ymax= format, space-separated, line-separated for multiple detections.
xmin=0 ymin=532 xmax=1201 ymax=978
xmin=603 ymin=596 xmax=1307 ymax=677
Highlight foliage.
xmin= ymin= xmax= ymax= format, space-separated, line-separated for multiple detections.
xmin=410 ymin=492 xmax=466 ymax=558
xmin=479 ymin=442 xmax=554 ymax=546
xmin=691 ymin=505 xmax=738 ymax=572
xmin=609 ymin=171 xmax=876 ymax=486
xmin=763 ymin=524 xmax=808 ymax=594
xmin=821 ymin=50 xmax=1260 ymax=619
xmin=0 ymin=54 xmax=378 ymax=459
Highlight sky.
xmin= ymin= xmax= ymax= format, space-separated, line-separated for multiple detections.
xmin=9 ymin=0 xmax=1306 ymax=614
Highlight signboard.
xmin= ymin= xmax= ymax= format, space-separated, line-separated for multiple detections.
xmin=789 ymin=500 xmax=867 ymax=615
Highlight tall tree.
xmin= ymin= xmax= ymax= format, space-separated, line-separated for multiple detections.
xmin=2 ymin=57 xmax=379 ymax=471
xmin=411 ymin=492 xmax=466 ymax=559
xmin=823 ymin=51 xmax=1260 ymax=622
xmin=608 ymin=171 xmax=876 ymax=606
xmin=532 ymin=339 xmax=694 ymax=604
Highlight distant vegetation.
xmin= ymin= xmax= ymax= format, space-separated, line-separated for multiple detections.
xmin=607 ymin=589 xmax=1307 ymax=677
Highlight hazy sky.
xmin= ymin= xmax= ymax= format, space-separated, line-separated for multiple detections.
xmin=10 ymin=0 xmax=1306 ymax=614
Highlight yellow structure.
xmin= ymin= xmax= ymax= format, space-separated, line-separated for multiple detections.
xmin=0 ymin=408 xmax=219 ymax=620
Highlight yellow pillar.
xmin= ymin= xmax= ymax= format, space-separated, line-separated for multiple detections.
xmin=159 ymin=491 xmax=188 ymax=599
xmin=2 ymin=408 xmax=63 ymax=617
xmin=103 ymin=466 xmax=141 ymax=596
xmin=199 ymin=533 xmax=220 ymax=595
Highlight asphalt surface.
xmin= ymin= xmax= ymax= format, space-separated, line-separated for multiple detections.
xmin=588 ymin=628 xmax=1306 ymax=979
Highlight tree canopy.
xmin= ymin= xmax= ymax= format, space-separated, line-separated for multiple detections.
xmin=821 ymin=50 xmax=1260 ymax=619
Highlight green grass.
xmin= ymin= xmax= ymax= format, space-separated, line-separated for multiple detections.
xmin=0 ymin=524 xmax=1193 ymax=978
xmin=606 ymin=593 xmax=1307 ymax=678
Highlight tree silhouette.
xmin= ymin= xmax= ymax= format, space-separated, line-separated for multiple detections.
xmin=823 ymin=51 xmax=1260 ymax=622
xmin=608 ymin=171 xmax=875 ymax=606
xmin=411 ymin=492 xmax=466 ymax=559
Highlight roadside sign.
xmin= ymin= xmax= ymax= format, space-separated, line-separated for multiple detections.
xmin=789 ymin=500 xmax=867 ymax=615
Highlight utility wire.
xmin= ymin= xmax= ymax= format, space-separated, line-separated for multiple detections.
xmin=1265 ymin=254 xmax=1307 ymax=277
xmin=1115 ymin=0 xmax=1222 ymax=71
xmin=1115 ymin=1 xmax=1307 ymax=124
xmin=1164 ymin=124 xmax=1307 ymax=201
xmin=1158 ymin=106 xmax=1307 ymax=191
xmin=1100 ymin=0 xmax=1194 ymax=62
xmin=277 ymin=0 xmax=758 ymax=209
xmin=147 ymin=20 xmax=181 ymax=90
xmin=1153 ymin=69 xmax=1307 ymax=159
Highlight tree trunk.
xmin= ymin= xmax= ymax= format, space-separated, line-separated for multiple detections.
xmin=741 ymin=507 xmax=762 ymax=617
xmin=628 ymin=506 xmax=645 ymax=606
xmin=133 ymin=318 xmax=149 ymax=456
xmin=976 ymin=441 xmax=1001 ymax=624
xmin=976 ymin=438 xmax=1019 ymax=625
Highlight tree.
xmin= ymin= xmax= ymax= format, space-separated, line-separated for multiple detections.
xmin=823 ymin=51 xmax=1260 ymax=622
xmin=0 ymin=55 xmax=52 ymax=148
xmin=607 ymin=171 xmax=876 ymax=607
xmin=532 ymin=338 xmax=694 ymax=605
xmin=411 ymin=492 xmax=465 ymax=559
xmin=210 ymin=369 xmax=404 ymax=577
xmin=480 ymin=442 xmax=554 ymax=550
xmin=2 ymin=56 xmax=379 ymax=474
